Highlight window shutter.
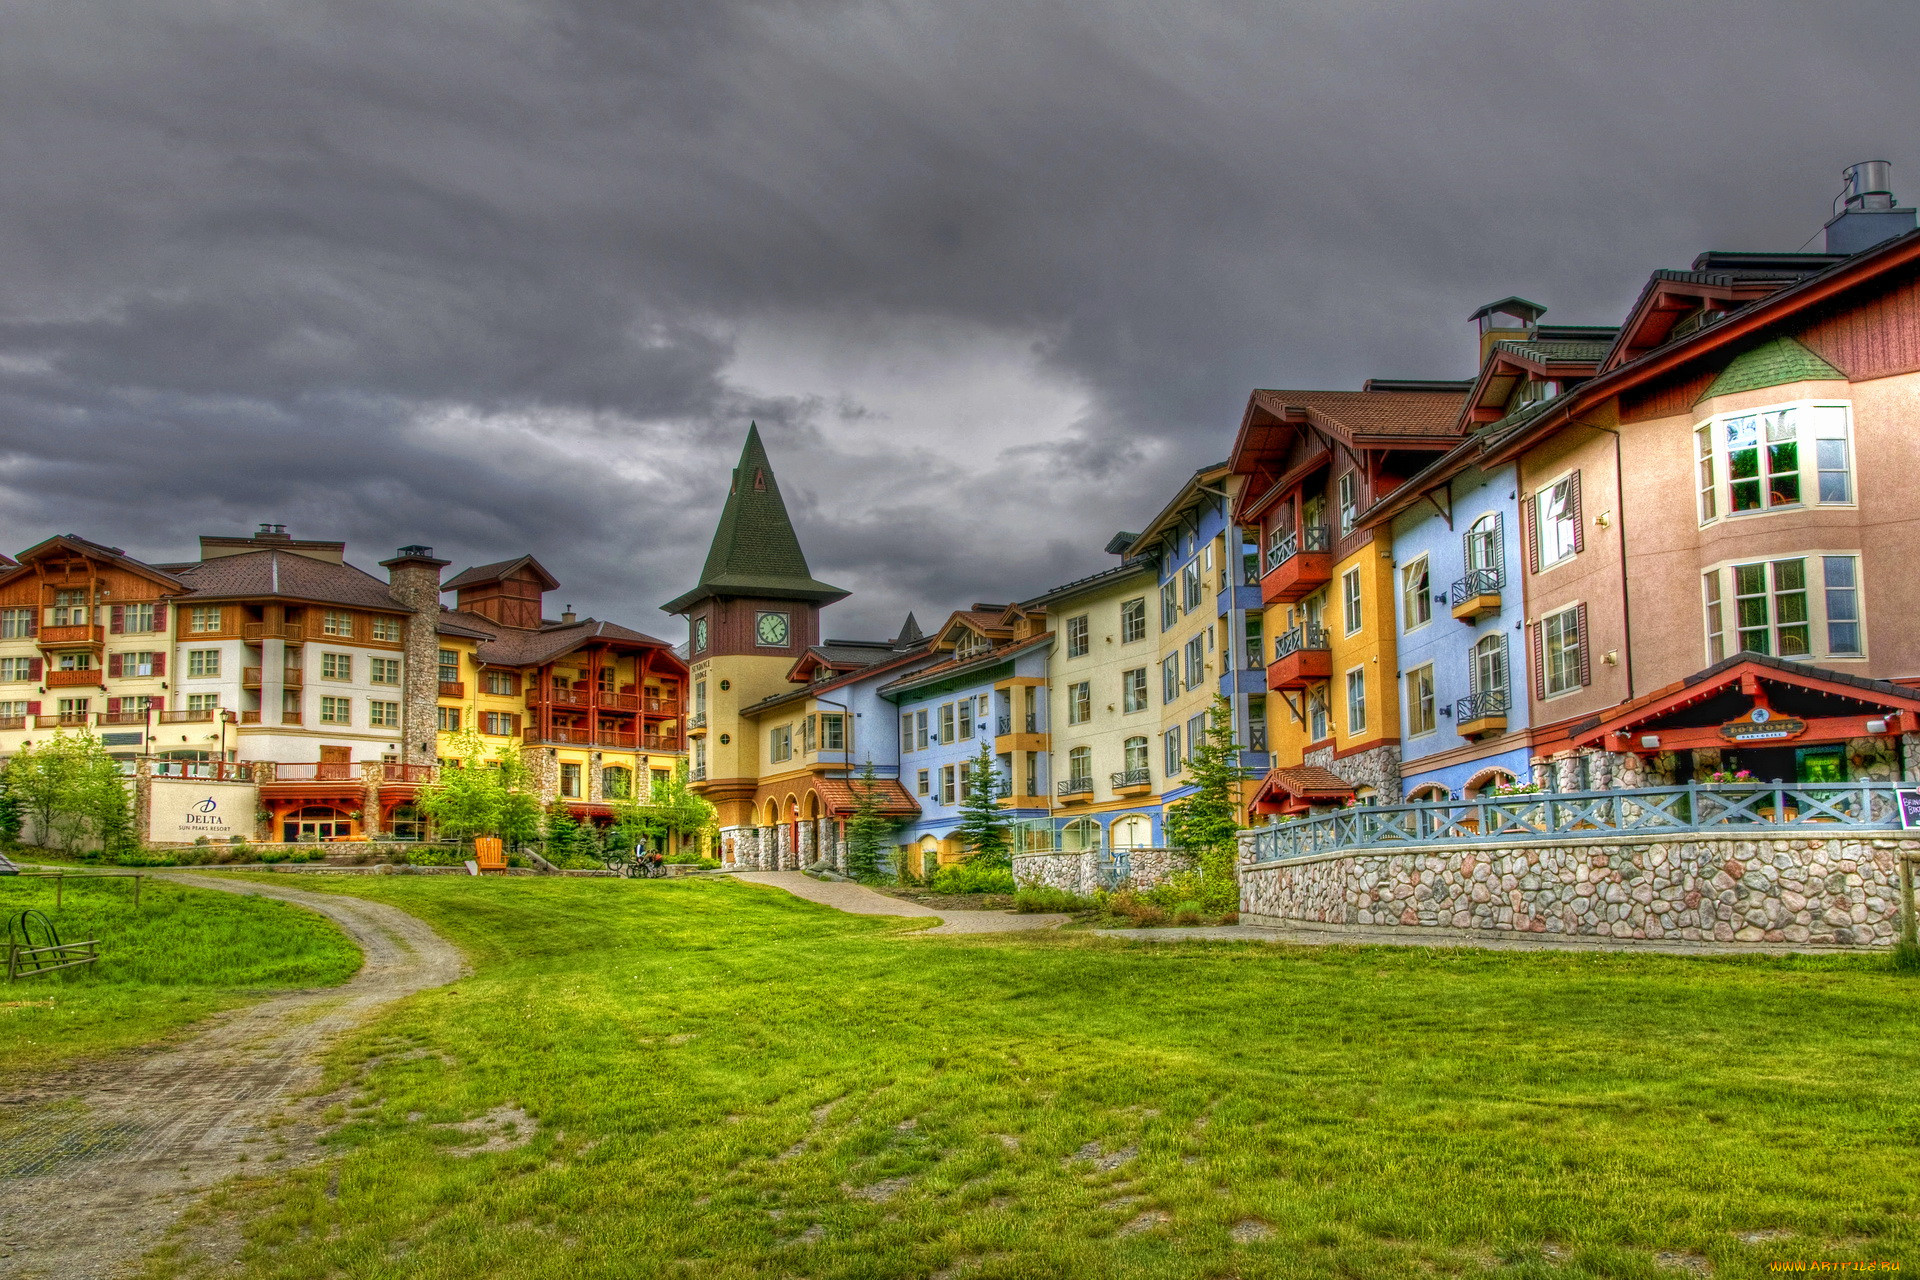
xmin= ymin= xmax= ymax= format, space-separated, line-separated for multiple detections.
xmin=107 ymin=697 xmax=121 ymax=715
xmin=108 ymin=652 xmax=123 ymax=677
xmin=150 ymin=696 xmax=163 ymax=711
xmin=1576 ymin=603 xmax=1591 ymax=687
xmin=153 ymin=602 xmax=167 ymax=630
xmin=1569 ymin=471 xmax=1585 ymax=553
xmin=1530 ymin=623 xmax=1546 ymax=702
xmin=111 ymin=605 xmax=125 ymax=634
xmin=27 ymin=658 xmax=42 ymax=681
xmin=1467 ymin=645 xmax=1478 ymax=695
xmin=511 ymin=713 xmax=523 ymax=736
xmin=152 ymin=653 xmax=165 ymax=676
xmin=26 ymin=700 xmax=40 ymax=716
xmin=1491 ymin=512 xmax=1505 ymax=574
xmin=1522 ymin=495 xmax=1539 ymax=574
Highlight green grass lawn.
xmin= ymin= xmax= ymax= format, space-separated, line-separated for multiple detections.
xmin=0 ymin=872 xmax=362 ymax=1081
xmin=122 ymin=874 xmax=1920 ymax=1280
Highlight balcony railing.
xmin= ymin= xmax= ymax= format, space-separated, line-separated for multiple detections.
xmin=996 ymin=713 xmax=1040 ymax=735
xmin=243 ymin=621 xmax=305 ymax=642
xmin=282 ymin=710 xmax=303 ymax=725
xmin=1058 ymin=778 xmax=1095 ymax=798
xmin=382 ymin=763 xmax=436 ymax=783
xmin=241 ymin=709 xmax=261 ymax=724
xmin=1243 ymin=553 xmax=1260 ymax=586
xmin=1450 ymin=567 xmax=1504 ymax=605
xmin=688 ymin=711 xmax=707 ymax=729
xmin=268 ymin=762 xmax=357 ymax=781
xmin=642 ymin=733 xmax=681 ymax=752
xmin=1274 ymin=624 xmax=1331 ymax=661
xmin=153 ymin=760 xmax=250 ymax=782
xmin=1247 ymin=723 xmax=1268 ymax=752
xmin=439 ymin=680 xmax=465 ymax=699
xmin=596 ymin=730 xmax=638 ymax=749
xmin=37 ymin=623 xmax=104 ymax=648
xmin=156 ymin=709 xmax=218 ymax=724
xmin=644 ymin=696 xmax=681 ymax=715
xmin=690 ymin=764 xmax=707 ymax=781
xmin=244 ymin=668 xmax=303 ymax=689
xmin=34 ymin=713 xmax=91 ymax=728
xmin=1251 ymin=783 xmax=1916 ymax=864
xmin=1110 ymin=768 xmax=1152 ymax=790
xmin=597 ymin=689 xmax=642 ymax=712
xmin=1264 ymin=524 xmax=1331 ymax=570
xmin=45 ymin=668 xmax=102 ymax=688
xmin=529 ymin=684 xmax=592 ymax=708
xmin=0 ymin=716 xmax=23 ymax=731
xmin=1455 ymin=688 xmax=1509 ymax=724
xmin=99 ymin=710 xmax=149 ymax=725
xmin=526 ymin=725 xmax=593 ymax=745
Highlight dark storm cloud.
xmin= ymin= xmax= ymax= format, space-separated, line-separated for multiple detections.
xmin=1 ymin=0 xmax=1915 ymax=635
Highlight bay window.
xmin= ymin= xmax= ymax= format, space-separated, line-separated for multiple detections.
xmin=1697 ymin=402 xmax=1852 ymax=523
xmin=1705 ymin=554 xmax=1862 ymax=662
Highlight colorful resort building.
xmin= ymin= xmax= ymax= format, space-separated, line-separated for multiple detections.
xmin=0 ymin=525 xmax=686 ymax=846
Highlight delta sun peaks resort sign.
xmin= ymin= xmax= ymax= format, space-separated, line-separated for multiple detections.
xmin=1718 ymin=704 xmax=1808 ymax=745
xmin=147 ymin=777 xmax=254 ymax=843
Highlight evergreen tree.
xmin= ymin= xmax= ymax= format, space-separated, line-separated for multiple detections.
xmin=0 ymin=778 xmax=22 ymax=846
xmin=956 ymin=742 xmax=1012 ymax=866
xmin=544 ymin=798 xmax=586 ymax=864
xmin=1163 ymin=694 xmax=1247 ymax=906
xmin=843 ymin=761 xmax=893 ymax=882
xmin=494 ymin=746 xmax=545 ymax=850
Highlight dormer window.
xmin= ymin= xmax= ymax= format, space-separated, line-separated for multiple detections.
xmin=954 ymin=631 xmax=991 ymax=661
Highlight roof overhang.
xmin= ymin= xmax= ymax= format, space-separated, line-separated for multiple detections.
xmin=1249 ymin=766 xmax=1355 ymax=816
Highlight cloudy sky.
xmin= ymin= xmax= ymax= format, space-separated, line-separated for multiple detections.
xmin=1 ymin=1 xmax=1913 ymax=640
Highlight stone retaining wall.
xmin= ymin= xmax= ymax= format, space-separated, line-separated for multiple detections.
xmin=1014 ymin=848 xmax=1197 ymax=897
xmin=1237 ymin=829 xmax=1919 ymax=946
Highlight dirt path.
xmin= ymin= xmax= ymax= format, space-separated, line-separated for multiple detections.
xmin=732 ymin=871 xmax=1067 ymax=934
xmin=0 ymin=873 xmax=466 ymax=1280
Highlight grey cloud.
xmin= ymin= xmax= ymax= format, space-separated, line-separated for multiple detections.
xmin=0 ymin=0 xmax=1916 ymax=637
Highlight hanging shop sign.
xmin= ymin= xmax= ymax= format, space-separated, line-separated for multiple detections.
xmin=1718 ymin=705 xmax=1807 ymax=744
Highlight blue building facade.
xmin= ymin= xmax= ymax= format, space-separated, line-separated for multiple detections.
xmin=1390 ymin=460 xmax=1532 ymax=798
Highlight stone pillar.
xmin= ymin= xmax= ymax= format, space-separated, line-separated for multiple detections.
xmin=360 ymin=762 xmax=384 ymax=838
xmin=797 ymin=821 xmax=817 ymax=867
xmin=380 ymin=546 xmax=452 ymax=767
xmin=588 ymin=753 xmax=605 ymax=802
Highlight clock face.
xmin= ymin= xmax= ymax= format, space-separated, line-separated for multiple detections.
xmin=755 ymin=611 xmax=790 ymax=647
xmin=693 ymin=617 xmax=708 ymax=652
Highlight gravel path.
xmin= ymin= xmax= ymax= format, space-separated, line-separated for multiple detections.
xmin=0 ymin=873 xmax=466 ymax=1279
xmin=732 ymin=871 xmax=1067 ymax=934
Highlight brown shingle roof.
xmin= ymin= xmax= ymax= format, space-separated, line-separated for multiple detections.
xmin=1248 ymin=389 xmax=1468 ymax=440
xmin=168 ymin=550 xmax=406 ymax=611
xmin=1263 ymin=765 xmax=1358 ymax=797
xmin=812 ymin=776 xmax=921 ymax=818
xmin=437 ymin=608 xmax=678 ymax=668
xmin=443 ymin=555 xmax=560 ymax=592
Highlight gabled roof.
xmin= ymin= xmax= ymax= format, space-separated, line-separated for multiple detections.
xmin=1228 ymin=387 xmax=1471 ymax=524
xmin=438 ymin=607 xmax=681 ymax=670
xmin=932 ymin=607 xmax=1014 ymax=652
xmin=786 ymin=640 xmax=903 ymax=685
xmin=739 ymin=640 xmax=939 ymax=716
xmin=875 ymin=631 xmax=1053 ymax=701
xmin=0 ymin=534 xmax=188 ymax=594
xmin=1128 ymin=462 xmax=1231 ymax=552
xmin=1600 ymin=252 xmax=1847 ymax=373
xmin=812 ymin=775 xmax=921 ymax=818
xmin=662 ymin=424 xmax=848 ymax=613
xmin=1249 ymin=765 xmax=1356 ymax=814
xmin=166 ymin=549 xmax=407 ymax=611
xmin=443 ymin=555 xmax=561 ymax=592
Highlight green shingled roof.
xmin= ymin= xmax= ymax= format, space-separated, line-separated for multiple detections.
xmin=662 ymin=424 xmax=848 ymax=613
xmin=1701 ymin=336 xmax=1846 ymax=401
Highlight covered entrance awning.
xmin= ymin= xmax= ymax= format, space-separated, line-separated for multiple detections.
xmin=810 ymin=776 xmax=921 ymax=818
xmin=1250 ymin=765 xmax=1356 ymax=816
xmin=1569 ymin=653 xmax=1920 ymax=760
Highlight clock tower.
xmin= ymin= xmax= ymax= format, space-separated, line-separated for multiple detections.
xmin=663 ymin=424 xmax=848 ymax=829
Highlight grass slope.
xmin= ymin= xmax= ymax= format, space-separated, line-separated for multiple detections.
xmin=0 ymin=874 xmax=362 ymax=1081
xmin=145 ymin=875 xmax=1918 ymax=1280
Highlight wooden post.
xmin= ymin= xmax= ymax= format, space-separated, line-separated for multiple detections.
xmin=1902 ymin=855 xmax=1917 ymax=949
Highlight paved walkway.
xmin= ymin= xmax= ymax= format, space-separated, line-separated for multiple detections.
xmin=0 ymin=872 xmax=467 ymax=1280
xmin=731 ymin=871 xmax=1067 ymax=934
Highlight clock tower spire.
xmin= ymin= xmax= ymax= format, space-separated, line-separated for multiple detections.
xmin=663 ymin=424 xmax=849 ymax=829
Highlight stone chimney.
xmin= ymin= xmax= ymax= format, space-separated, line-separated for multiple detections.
xmin=382 ymin=545 xmax=452 ymax=760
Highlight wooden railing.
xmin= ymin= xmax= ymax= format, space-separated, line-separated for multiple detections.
xmin=382 ymin=763 xmax=436 ymax=783
xmin=37 ymin=624 xmax=104 ymax=647
xmin=1248 ymin=783 xmax=1913 ymax=864
xmin=439 ymin=680 xmax=465 ymax=699
xmin=243 ymin=621 xmax=305 ymax=641
xmin=45 ymin=669 xmax=101 ymax=688
xmin=268 ymin=762 xmax=358 ymax=781
xmin=34 ymin=714 xmax=91 ymax=729
xmin=152 ymin=760 xmax=250 ymax=781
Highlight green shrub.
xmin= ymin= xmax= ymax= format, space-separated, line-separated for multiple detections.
xmin=1171 ymin=900 xmax=1205 ymax=927
xmin=1893 ymin=940 xmax=1920 ymax=974
xmin=929 ymin=863 xmax=1016 ymax=895
xmin=1014 ymin=886 xmax=1094 ymax=914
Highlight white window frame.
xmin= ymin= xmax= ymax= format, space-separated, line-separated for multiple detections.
xmin=1342 ymin=568 xmax=1363 ymax=636
xmin=1345 ymin=667 xmax=1367 ymax=735
xmin=189 ymin=606 xmax=223 ymax=634
xmin=1406 ymin=664 xmax=1435 ymax=737
xmin=1402 ymin=556 xmax=1431 ymax=631
xmin=1160 ymin=580 xmax=1179 ymax=630
xmin=1338 ymin=472 xmax=1358 ymax=533
xmin=1161 ymin=654 xmax=1180 ymax=703
xmin=371 ymin=616 xmax=402 ymax=643
xmin=1541 ymin=605 xmax=1584 ymax=698
xmin=1120 ymin=598 xmax=1147 ymax=644
xmin=1068 ymin=681 xmax=1091 ymax=725
xmin=1696 ymin=400 xmax=1854 ymax=526
xmin=321 ymin=609 xmax=353 ymax=637
xmin=369 ymin=700 xmax=400 ymax=728
xmin=1308 ymin=685 xmax=1329 ymax=741
xmin=1535 ymin=473 xmax=1579 ymax=570
xmin=1122 ymin=667 xmax=1148 ymax=714
xmin=1066 ymin=614 xmax=1090 ymax=658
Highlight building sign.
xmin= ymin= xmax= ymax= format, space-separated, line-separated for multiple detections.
xmin=1899 ymin=791 xmax=1920 ymax=831
xmin=101 ymin=732 xmax=143 ymax=747
xmin=147 ymin=777 xmax=257 ymax=844
xmin=1718 ymin=705 xmax=1807 ymax=745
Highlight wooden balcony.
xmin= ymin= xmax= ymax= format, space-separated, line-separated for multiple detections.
xmin=242 ymin=668 xmax=302 ymax=689
xmin=1267 ymin=625 xmax=1332 ymax=691
xmin=156 ymin=708 xmax=218 ymax=724
xmin=45 ymin=668 xmax=103 ymax=689
xmin=242 ymin=621 xmax=305 ymax=641
xmin=270 ymin=762 xmax=358 ymax=781
xmin=439 ymin=680 xmax=465 ymax=699
xmin=241 ymin=709 xmax=261 ymax=724
xmin=37 ymin=624 xmax=105 ymax=650
xmin=282 ymin=710 xmax=303 ymax=725
xmin=525 ymin=725 xmax=593 ymax=746
xmin=644 ymin=696 xmax=682 ymax=716
xmin=0 ymin=716 xmax=24 ymax=731
xmin=99 ymin=710 xmax=148 ymax=726
xmin=642 ymin=732 xmax=682 ymax=753
xmin=596 ymin=689 xmax=642 ymax=712
xmin=153 ymin=760 xmax=250 ymax=782
xmin=527 ymin=683 xmax=592 ymax=708
xmin=381 ymin=762 xmax=436 ymax=784
xmin=1450 ymin=569 xmax=1504 ymax=623
xmin=1259 ymin=526 xmax=1333 ymax=605
xmin=35 ymin=713 xmax=91 ymax=728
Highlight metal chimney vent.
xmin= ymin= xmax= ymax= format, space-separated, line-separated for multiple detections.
xmin=1824 ymin=160 xmax=1916 ymax=255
